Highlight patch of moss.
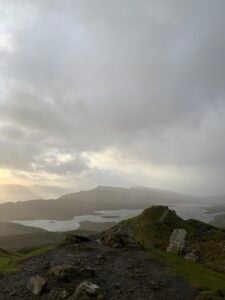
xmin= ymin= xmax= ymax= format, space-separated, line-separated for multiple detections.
xmin=0 ymin=255 xmax=19 ymax=273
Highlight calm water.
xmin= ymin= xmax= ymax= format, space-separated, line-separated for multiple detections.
xmin=13 ymin=209 xmax=142 ymax=232
xmin=13 ymin=205 xmax=221 ymax=232
xmin=168 ymin=204 xmax=218 ymax=222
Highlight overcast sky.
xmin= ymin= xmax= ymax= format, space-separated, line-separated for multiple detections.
xmin=0 ymin=0 xmax=225 ymax=197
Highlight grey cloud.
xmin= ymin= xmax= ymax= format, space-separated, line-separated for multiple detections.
xmin=0 ymin=1 xmax=225 ymax=194
xmin=36 ymin=155 xmax=90 ymax=175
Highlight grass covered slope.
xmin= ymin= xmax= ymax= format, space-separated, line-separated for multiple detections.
xmin=0 ymin=246 xmax=53 ymax=273
xmin=122 ymin=206 xmax=225 ymax=271
xmin=122 ymin=206 xmax=189 ymax=248
xmin=0 ymin=221 xmax=46 ymax=237
xmin=121 ymin=206 xmax=225 ymax=296
xmin=152 ymin=248 xmax=225 ymax=292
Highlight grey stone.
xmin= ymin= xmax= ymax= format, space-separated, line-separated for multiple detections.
xmin=101 ymin=225 xmax=139 ymax=249
xmin=69 ymin=281 xmax=104 ymax=300
xmin=48 ymin=264 xmax=79 ymax=282
xmin=27 ymin=275 xmax=47 ymax=295
xmin=185 ymin=252 xmax=200 ymax=262
xmin=167 ymin=228 xmax=187 ymax=254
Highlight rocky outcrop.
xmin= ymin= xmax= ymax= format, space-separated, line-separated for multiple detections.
xmin=167 ymin=229 xmax=187 ymax=254
xmin=60 ymin=234 xmax=91 ymax=247
xmin=69 ymin=281 xmax=104 ymax=300
xmin=26 ymin=275 xmax=47 ymax=295
xmin=101 ymin=225 xmax=139 ymax=248
xmin=48 ymin=264 xmax=79 ymax=282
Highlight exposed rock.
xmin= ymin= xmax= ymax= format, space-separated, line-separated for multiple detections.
xmin=101 ymin=225 xmax=139 ymax=248
xmin=69 ymin=281 xmax=104 ymax=300
xmin=26 ymin=275 xmax=47 ymax=295
xmin=111 ymin=282 xmax=121 ymax=290
xmin=80 ymin=267 xmax=95 ymax=278
xmin=8 ymin=288 xmax=16 ymax=297
xmin=167 ymin=228 xmax=187 ymax=254
xmin=48 ymin=288 xmax=69 ymax=299
xmin=185 ymin=252 xmax=200 ymax=262
xmin=60 ymin=234 xmax=91 ymax=247
xmin=47 ymin=264 xmax=79 ymax=282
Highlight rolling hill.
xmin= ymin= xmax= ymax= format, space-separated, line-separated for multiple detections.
xmin=122 ymin=206 xmax=225 ymax=273
xmin=0 ymin=186 xmax=199 ymax=221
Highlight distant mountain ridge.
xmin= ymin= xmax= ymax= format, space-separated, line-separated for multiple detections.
xmin=0 ymin=186 xmax=199 ymax=221
xmin=0 ymin=185 xmax=224 ymax=222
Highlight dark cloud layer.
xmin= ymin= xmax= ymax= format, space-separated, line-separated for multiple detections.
xmin=0 ymin=1 xmax=225 ymax=195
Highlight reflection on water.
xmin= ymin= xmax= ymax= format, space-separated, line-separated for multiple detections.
xmin=13 ymin=205 xmax=221 ymax=232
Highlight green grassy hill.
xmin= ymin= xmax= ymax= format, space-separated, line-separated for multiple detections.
xmin=122 ymin=206 xmax=225 ymax=264
xmin=120 ymin=206 xmax=225 ymax=298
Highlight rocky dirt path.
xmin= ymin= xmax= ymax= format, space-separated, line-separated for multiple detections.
xmin=0 ymin=239 xmax=198 ymax=299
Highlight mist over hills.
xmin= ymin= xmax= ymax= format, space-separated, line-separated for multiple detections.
xmin=0 ymin=185 xmax=219 ymax=222
xmin=0 ymin=184 xmax=69 ymax=203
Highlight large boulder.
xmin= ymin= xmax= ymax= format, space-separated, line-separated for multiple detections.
xmin=69 ymin=281 xmax=104 ymax=300
xmin=167 ymin=228 xmax=187 ymax=254
xmin=101 ymin=225 xmax=139 ymax=248
xmin=27 ymin=275 xmax=47 ymax=295
xmin=48 ymin=264 xmax=79 ymax=282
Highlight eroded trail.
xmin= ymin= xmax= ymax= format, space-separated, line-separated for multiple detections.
xmin=0 ymin=240 xmax=197 ymax=300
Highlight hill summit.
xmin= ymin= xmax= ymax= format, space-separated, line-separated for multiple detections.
xmin=121 ymin=206 xmax=225 ymax=272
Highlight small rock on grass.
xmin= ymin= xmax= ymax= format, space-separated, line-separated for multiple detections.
xmin=185 ymin=252 xmax=200 ymax=262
